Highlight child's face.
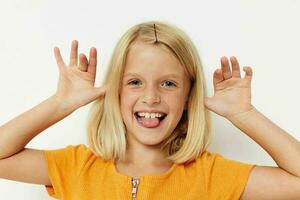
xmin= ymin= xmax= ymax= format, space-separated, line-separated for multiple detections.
xmin=120 ymin=41 xmax=191 ymax=147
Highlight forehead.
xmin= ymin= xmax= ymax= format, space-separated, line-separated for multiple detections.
xmin=123 ymin=42 xmax=186 ymax=78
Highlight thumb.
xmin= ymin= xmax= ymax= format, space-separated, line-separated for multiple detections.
xmin=94 ymin=86 xmax=106 ymax=97
xmin=204 ymin=97 xmax=213 ymax=109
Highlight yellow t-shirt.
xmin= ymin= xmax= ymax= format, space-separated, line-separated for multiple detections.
xmin=44 ymin=144 xmax=255 ymax=200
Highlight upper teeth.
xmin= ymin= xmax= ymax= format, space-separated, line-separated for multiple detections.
xmin=137 ymin=112 xmax=164 ymax=119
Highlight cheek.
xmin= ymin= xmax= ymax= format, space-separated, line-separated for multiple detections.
xmin=167 ymin=92 xmax=186 ymax=108
xmin=120 ymin=89 xmax=139 ymax=112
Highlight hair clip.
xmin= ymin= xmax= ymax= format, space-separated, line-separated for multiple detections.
xmin=154 ymin=23 xmax=158 ymax=43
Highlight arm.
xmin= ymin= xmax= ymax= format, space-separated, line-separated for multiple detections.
xmin=0 ymin=40 xmax=105 ymax=185
xmin=0 ymin=40 xmax=105 ymax=159
xmin=229 ymin=108 xmax=300 ymax=200
xmin=228 ymin=107 xmax=300 ymax=178
xmin=205 ymin=56 xmax=300 ymax=199
xmin=0 ymin=41 xmax=104 ymax=159
xmin=0 ymin=95 xmax=73 ymax=159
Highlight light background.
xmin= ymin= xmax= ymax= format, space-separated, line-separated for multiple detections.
xmin=0 ymin=0 xmax=299 ymax=199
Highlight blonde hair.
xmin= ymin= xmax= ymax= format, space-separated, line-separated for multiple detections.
xmin=86 ymin=20 xmax=213 ymax=164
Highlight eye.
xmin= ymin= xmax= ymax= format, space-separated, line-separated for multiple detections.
xmin=162 ymin=80 xmax=176 ymax=88
xmin=128 ymin=79 xmax=141 ymax=86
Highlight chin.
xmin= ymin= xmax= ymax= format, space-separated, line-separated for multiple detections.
xmin=133 ymin=132 xmax=169 ymax=147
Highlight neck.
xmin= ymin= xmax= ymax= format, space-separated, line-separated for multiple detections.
xmin=122 ymin=138 xmax=172 ymax=167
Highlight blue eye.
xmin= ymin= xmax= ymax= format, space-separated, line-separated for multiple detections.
xmin=128 ymin=79 xmax=141 ymax=86
xmin=162 ymin=81 xmax=176 ymax=87
xmin=127 ymin=79 xmax=176 ymax=88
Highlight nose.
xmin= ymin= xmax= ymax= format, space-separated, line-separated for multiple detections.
xmin=142 ymin=85 xmax=161 ymax=105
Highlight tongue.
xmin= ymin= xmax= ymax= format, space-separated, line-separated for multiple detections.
xmin=137 ymin=117 xmax=160 ymax=128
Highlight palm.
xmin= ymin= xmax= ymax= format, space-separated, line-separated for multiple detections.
xmin=54 ymin=40 xmax=106 ymax=109
xmin=205 ymin=56 xmax=253 ymax=119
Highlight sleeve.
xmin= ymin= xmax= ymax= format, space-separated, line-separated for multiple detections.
xmin=203 ymin=151 xmax=256 ymax=200
xmin=43 ymin=144 xmax=89 ymax=199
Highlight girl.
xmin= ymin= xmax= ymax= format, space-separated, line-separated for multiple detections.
xmin=0 ymin=21 xmax=299 ymax=200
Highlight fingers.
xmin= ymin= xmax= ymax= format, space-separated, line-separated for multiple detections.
xmin=88 ymin=47 xmax=97 ymax=77
xmin=78 ymin=47 xmax=97 ymax=73
xmin=220 ymin=56 xmax=232 ymax=80
xmin=213 ymin=56 xmax=253 ymax=86
xmin=69 ymin=40 xmax=78 ymax=66
xmin=55 ymin=41 xmax=97 ymax=74
xmin=230 ymin=56 xmax=241 ymax=78
xmin=213 ymin=69 xmax=224 ymax=86
xmin=78 ymin=54 xmax=88 ymax=71
xmin=54 ymin=47 xmax=66 ymax=71
xmin=243 ymin=66 xmax=253 ymax=82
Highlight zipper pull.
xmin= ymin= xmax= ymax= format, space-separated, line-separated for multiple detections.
xmin=131 ymin=177 xmax=140 ymax=200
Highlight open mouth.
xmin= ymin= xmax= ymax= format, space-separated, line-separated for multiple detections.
xmin=134 ymin=112 xmax=167 ymax=122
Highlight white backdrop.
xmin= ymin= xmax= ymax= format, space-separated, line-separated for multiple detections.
xmin=0 ymin=0 xmax=299 ymax=199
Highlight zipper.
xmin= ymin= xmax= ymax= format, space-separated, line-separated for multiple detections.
xmin=131 ymin=177 xmax=140 ymax=200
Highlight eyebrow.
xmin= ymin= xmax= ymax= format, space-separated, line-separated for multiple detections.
xmin=123 ymin=73 xmax=182 ymax=79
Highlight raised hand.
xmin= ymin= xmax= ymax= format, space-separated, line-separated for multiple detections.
xmin=54 ymin=40 xmax=106 ymax=110
xmin=204 ymin=56 xmax=254 ymax=120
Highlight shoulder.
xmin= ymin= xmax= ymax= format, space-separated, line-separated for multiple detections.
xmin=44 ymin=144 xmax=90 ymax=156
xmin=45 ymin=144 xmax=95 ymax=155
xmin=196 ymin=150 xmax=253 ymax=167
xmin=194 ymin=150 xmax=255 ymax=198
xmin=44 ymin=144 xmax=106 ymax=165
xmin=195 ymin=150 xmax=223 ymax=164
xmin=194 ymin=150 xmax=255 ymax=182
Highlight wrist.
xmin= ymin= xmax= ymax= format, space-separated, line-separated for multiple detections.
xmin=49 ymin=94 xmax=78 ymax=114
xmin=226 ymin=105 xmax=257 ymax=123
